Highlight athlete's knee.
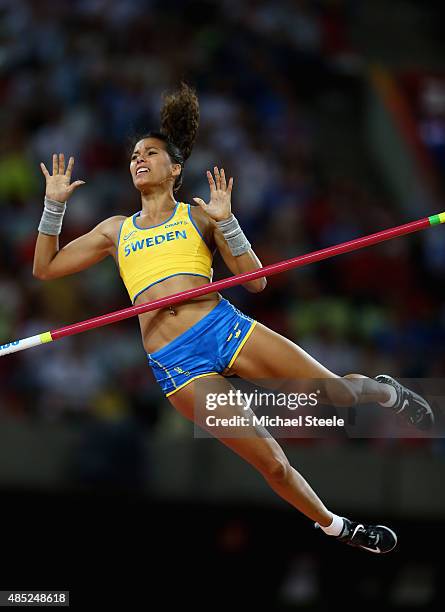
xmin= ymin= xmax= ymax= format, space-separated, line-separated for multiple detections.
xmin=325 ymin=378 xmax=359 ymax=407
xmin=260 ymin=454 xmax=290 ymax=483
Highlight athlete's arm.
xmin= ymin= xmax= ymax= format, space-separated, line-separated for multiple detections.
xmin=33 ymin=153 xmax=123 ymax=280
xmin=33 ymin=216 xmax=123 ymax=280
xmin=193 ymin=166 xmax=266 ymax=293
xmin=212 ymin=224 xmax=267 ymax=293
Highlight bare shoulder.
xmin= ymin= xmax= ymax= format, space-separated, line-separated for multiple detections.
xmin=188 ymin=204 xmax=216 ymax=250
xmin=188 ymin=203 xmax=215 ymax=231
xmin=98 ymin=215 xmax=127 ymax=242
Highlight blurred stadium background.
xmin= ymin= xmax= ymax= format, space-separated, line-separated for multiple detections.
xmin=1 ymin=0 xmax=445 ymax=608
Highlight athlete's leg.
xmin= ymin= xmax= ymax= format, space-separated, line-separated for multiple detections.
xmin=228 ymin=323 xmax=393 ymax=406
xmin=168 ymin=374 xmax=333 ymax=525
xmin=167 ymin=374 xmax=397 ymax=553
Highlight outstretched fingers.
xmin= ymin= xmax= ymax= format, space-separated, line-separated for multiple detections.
xmin=41 ymin=154 xmax=85 ymax=199
xmin=220 ymin=169 xmax=234 ymax=194
xmin=209 ymin=167 xmax=232 ymax=192
xmin=193 ymin=197 xmax=206 ymax=209
xmin=58 ymin=153 xmax=65 ymax=175
xmin=207 ymin=169 xmax=216 ymax=192
xmin=213 ymin=166 xmax=221 ymax=190
xmin=40 ymin=163 xmax=50 ymax=179
xmin=47 ymin=154 xmax=77 ymax=178
xmin=66 ymin=156 xmax=75 ymax=180
xmin=69 ymin=180 xmax=86 ymax=192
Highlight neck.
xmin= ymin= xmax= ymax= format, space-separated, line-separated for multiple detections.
xmin=139 ymin=190 xmax=177 ymax=220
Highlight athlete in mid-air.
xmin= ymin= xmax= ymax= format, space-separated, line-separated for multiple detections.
xmin=33 ymin=83 xmax=434 ymax=554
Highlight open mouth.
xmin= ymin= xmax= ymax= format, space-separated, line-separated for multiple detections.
xmin=136 ymin=167 xmax=150 ymax=176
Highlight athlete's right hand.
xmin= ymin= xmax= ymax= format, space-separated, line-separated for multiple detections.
xmin=40 ymin=153 xmax=85 ymax=202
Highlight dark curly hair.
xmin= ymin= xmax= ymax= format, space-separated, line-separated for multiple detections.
xmin=140 ymin=82 xmax=199 ymax=193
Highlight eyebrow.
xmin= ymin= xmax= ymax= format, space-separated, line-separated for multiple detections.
xmin=132 ymin=146 xmax=160 ymax=155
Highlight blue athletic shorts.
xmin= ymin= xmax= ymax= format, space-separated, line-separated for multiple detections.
xmin=146 ymin=298 xmax=257 ymax=396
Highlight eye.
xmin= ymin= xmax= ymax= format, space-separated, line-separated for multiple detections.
xmin=148 ymin=151 xmax=157 ymax=155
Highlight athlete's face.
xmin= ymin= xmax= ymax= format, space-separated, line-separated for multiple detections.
xmin=130 ymin=138 xmax=181 ymax=192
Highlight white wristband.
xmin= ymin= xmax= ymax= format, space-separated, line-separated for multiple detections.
xmin=216 ymin=214 xmax=251 ymax=256
xmin=38 ymin=197 xmax=67 ymax=235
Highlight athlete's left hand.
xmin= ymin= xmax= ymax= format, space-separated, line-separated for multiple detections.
xmin=193 ymin=166 xmax=233 ymax=221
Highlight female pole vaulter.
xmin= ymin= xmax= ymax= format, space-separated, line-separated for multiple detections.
xmin=33 ymin=83 xmax=434 ymax=554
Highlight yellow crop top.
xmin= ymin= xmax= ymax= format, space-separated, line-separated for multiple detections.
xmin=117 ymin=201 xmax=213 ymax=303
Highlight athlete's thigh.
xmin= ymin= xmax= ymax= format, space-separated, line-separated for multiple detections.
xmin=230 ymin=322 xmax=340 ymax=381
xmin=167 ymin=374 xmax=288 ymax=472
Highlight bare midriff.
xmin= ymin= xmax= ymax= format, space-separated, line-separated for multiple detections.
xmin=133 ymin=275 xmax=220 ymax=353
